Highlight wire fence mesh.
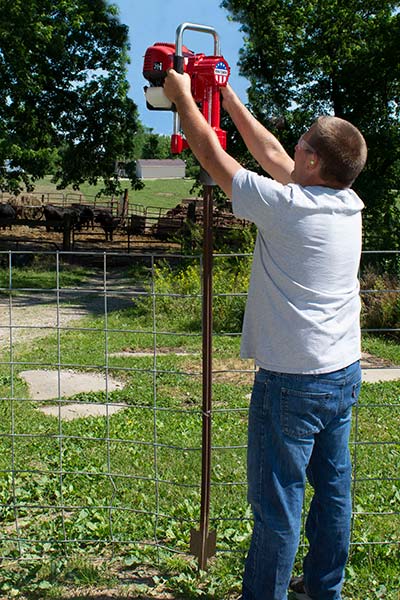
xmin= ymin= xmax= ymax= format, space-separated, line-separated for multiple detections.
xmin=0 ymin=249 xmax=398 ymax=580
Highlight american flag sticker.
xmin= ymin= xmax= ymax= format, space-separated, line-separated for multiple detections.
xmin=214 ymin=61 xmax=229 ymax=85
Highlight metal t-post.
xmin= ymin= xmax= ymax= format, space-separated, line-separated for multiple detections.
xmin=190 ymin=171 xmax=216 ymax=570
xmin=173 ymin=23 xmax=220 ymax=569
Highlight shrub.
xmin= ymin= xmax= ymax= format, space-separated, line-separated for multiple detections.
xmin=150 ymin=254 xmax=252 ymax=334
xmin=150 ymin=257 xmax=400 ymax=337
xmin=360 ymin=267 xmax=400 ymax=332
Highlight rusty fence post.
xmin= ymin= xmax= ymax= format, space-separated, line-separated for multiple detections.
xmin=190 ymin=174 xmax=216 ymax=570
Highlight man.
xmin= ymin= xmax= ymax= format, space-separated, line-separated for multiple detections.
xmin=164 ymin=70 xmax=367 ymax=600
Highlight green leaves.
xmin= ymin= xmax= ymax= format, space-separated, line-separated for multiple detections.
xmin=0 ymin=0 xmax=142 ymax=194
xmin=222 ymin=0 xmax=400 ymax=247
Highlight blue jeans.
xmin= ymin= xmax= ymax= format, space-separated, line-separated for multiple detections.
xmin=242 ymin=361 xmax=362 ymax=600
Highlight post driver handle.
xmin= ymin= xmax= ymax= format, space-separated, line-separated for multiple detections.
xmin=173 ymin=23 xmax=221 ymax=139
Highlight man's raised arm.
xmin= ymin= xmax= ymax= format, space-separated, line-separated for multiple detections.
xmin=221 ymin=84 xmax=294 ymax=184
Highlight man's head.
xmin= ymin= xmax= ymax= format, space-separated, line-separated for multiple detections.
xmin=292 ymin=116 xmax=367 ymax=189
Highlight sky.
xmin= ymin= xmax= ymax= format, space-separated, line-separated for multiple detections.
xmin=113 ymin=0 xmax=249 ymax=135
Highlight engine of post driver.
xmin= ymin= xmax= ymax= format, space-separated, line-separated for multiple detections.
xmin=143 ymin=42 xmax=230 ymax=153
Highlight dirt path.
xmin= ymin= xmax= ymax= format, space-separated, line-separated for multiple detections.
xmin=0 ymin=270 xmax=139 ymax=350
xmin=0 ymin=270 xmax=142 ymax=412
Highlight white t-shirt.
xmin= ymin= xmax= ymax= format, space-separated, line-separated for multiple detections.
xmin=232 ymin=168 xmax=364 ymax=374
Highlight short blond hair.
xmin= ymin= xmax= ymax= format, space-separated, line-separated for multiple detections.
xmin=308 ymin=116 xmax=367 ymax=187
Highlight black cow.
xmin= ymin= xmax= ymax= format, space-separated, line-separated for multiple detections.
xmin=94 ymin=209 xmax=121 ymax=241
xmin=43 ymin=204 xmax=66 ymax=232
xmin=43 ymin=204 xmax=81 ymax=232
xmin=0 ymin=203 xmax=17 ymax=229
xmin=71 ymin=204 xmax=94 ymax=230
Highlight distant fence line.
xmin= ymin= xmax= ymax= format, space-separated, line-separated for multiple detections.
xmin=0 ymin=193 xmax=248 ymax=253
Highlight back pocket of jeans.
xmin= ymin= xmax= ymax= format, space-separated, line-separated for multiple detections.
xmin=281 ymin=387 xmax=332 ymax=439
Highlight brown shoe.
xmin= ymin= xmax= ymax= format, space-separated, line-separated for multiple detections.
xmin=289 ymin=575 xmax=312 ymax=599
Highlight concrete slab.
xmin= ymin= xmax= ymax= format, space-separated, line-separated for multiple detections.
xmin=110 ymin=350 xmax=199 ymax=357
xmin=362 ymin=368 xmax=400 ymax=383
xmin=38 ymin=402 xmax=127 ymax=421
xmin=19 ymin=369 xmax=127 ymax=421
xmin=19 ymin=369 xmax=124 ymax=401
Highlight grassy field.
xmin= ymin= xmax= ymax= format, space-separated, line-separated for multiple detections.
xmin=0 ymin=260 xmax=399 ymax=599
xmin=32 ymin=175 xmax=198 ymax=211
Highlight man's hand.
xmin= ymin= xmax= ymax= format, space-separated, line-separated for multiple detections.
xmin=220 ymin=83 xmax=238 ymax=112
xmin=163 ymin=69 xmax=192 ymax=104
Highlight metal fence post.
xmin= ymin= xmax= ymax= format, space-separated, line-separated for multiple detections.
xmin=190 ymin=175 xmax=217 ymax=570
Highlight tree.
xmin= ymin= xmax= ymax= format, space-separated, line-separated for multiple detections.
xmin=141 ymin=132 xmax=172 ymax=160
xmin=221 ymin=0 xmax=400 ymax=249
xmin=132 ymin=125 xmax=172 ymax=160
xmin=0 ymin=0 xmax=142 ymax=194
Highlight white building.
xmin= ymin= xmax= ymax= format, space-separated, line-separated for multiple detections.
xmin=136 ymin=159 xmax=186 ymax=180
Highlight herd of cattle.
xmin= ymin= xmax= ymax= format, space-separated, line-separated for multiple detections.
xmin=0 ymin=201 xmax=123 ymax=241
xmin=0 ymin=197 xmax=246 ymax=249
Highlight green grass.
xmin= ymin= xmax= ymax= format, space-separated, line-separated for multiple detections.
xmin=130 ymin=177 xmax=199 ymax=210
xmin=0 ymin=255 xmax=94 ymax=290
xmin=0 ymin=264 xmax=399 ymax=599
xmin=362 ymin=333 xmax=400 ymax=364
xmin=32 ymin=175 xmax=198 ymax=211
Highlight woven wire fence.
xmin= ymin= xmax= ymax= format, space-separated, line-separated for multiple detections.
xmin=0 ymin=248 xmax=398 ymax=572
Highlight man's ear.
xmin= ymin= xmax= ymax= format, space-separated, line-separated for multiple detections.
xmin=308 ymin=155 xmax=319 ymax=169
